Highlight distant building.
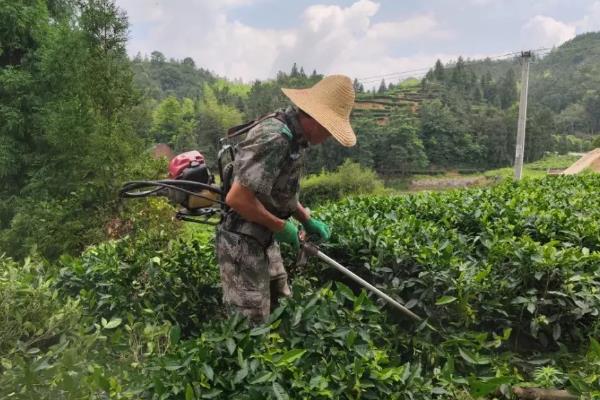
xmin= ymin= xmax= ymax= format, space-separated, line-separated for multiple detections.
xmin=152 ymin=143 xmax=175 ymax=160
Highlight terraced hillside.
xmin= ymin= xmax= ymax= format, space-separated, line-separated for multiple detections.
xmin=352 ymin=79 xmax=440 ymax=124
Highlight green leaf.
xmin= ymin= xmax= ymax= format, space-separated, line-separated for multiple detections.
xmin=458 ymin=348 xmax=490 ymax=365
xmin=336 ymin=282 xmax=355 ymax=301
xmin=250 ymin=371 xmax=273 ymax=384
xmin=435 ymin=296 xmax=457 ymax=305
xmin=170 ymin=325 xmax=181 ymax=345
xmin=250 ymin=325 xmax=271 ymax=336
xmin=272 ymin=382 xmax=289 ymax=400
xmin=185 ymin=384 xmax=194 ymax=400
xmin=201 ymin=389 xmax=222 ymax=399
xmin=226 ymin=338 xmax=236 ymax=355
xmin=102 ymin=317 xmax=122 ymax=329
xmin=275 ymin=349 xmax=307 ymax=366
xmin=202 ymin=363 xmax=214 ymax=381
xmin=233 ymin=365 xmax=248 ymax=384
xmin=469 ymin=377 xmax=512 ymax=397
xmin=588 ymin=337 xmax=600 ymax=361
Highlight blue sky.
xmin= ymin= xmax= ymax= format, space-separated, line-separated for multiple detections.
xmin=116 ymin=0 xmax=600 ymax=85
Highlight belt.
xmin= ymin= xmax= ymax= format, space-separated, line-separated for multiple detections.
xmin=220 ymin=212 xmax=274 ymax=248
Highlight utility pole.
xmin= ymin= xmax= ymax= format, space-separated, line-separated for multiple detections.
xmin=514 ymin=51 xmax=532 ymax=180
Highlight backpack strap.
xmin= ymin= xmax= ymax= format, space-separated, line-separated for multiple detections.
xmin=225 ymin=111 xmax=292 ymax=142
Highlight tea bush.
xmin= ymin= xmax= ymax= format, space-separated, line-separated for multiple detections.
xmin=0 ymin=256 xmax=81 ymax=358
xmin=3 ymin=174 xmax=600 ymax=398
xmin=56 ymin=228 xmax=222 ymax=336
xmin=317 ymin=175 xmax=600 ymax=348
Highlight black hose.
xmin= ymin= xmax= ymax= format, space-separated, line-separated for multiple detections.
xmin=119 ymin=180 xmax=226 ymax=206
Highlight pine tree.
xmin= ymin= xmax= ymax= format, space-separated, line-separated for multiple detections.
xmin=378 ymin=79 xmax=386 ymax=94
xmin=433 ymin=59 xmax=445 ymax=81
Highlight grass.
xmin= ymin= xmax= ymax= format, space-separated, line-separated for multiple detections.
xmin=383 ymin=153 xmax=582 ymax=192
xmin=482 ymin=154 xmax=579 ymax=179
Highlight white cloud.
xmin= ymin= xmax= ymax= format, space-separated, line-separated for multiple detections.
xmin=117 ymin=0 xmax=291 ymax=80
xmin=116 ymin=0 xmax=457 ymax=82
xmin=272 ymin=2 xmax=453 ymax=82
xmin=576 ymin=1 xmax=600 ymax=33
xmin=521 ymin=15 xmax=576 ymax=48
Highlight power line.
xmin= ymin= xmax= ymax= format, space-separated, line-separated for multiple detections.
xmin=355 ymin=46 xmax=553 ymax=85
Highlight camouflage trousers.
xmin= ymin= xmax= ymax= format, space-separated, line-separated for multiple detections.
xmin=216 ymin=227 xmax=291 ymax=325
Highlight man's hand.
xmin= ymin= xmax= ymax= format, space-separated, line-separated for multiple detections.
xmin=302 ymin=218 xmax=331 ymax=242
xmin=273 ymin=220 xmax=300 ymax=250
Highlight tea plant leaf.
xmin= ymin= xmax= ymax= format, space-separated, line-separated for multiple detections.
xmin=272 ymin=382 xmax=289 ymax=400
xmin=469 ymin=376 xmax=512 ymax=397
xmin=170 ymin=325 xmax=181 ymax=345
xmin=435 ymin=296 xmax=457 ymax=305
xmin=185 ymin=384 xmax=194 ymax=400
xmin=250 ymin=371 xmax=273 ymax=385
xmin=202 ymin=363 xmax=214 ymax=381
xmin=102 ymin=317 xmax=122 ymax=329
xmin=275 ymin=349 xmax=307 ymax=366
xmin=226 ymin=338 xmax=236 ymax=355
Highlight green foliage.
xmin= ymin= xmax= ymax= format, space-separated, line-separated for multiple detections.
xmin=122 ymin=281 xmax=437 ymax=399
xmin=0 ymin=255 xmax=81 ymax=357
xmin=151 ymin=95 xmax=197 ymax=150
xmin=196 ymin=84 xmax=244 ymax=166
xmin=3 ymin=175 xmax=600 ymax=398
xmin=131 ymin=50 xmax=215 ymax=101
xmin=420 ymin=99 xmax=481 ymax=167
xmin=56 ymin=229 xmax=221 ymax=336
xmin=301 ymin=160 xmax=384 ymax=205
xmin=0 ymin=0 xmax=147 ymax=260
xmin=317 ymin=175 xmax=600 ymax=347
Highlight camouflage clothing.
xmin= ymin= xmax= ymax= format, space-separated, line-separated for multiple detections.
xmin=217 ymin=107 xmax=307 ymax=325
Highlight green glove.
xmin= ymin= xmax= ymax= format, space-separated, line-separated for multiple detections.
xmin=273 ymin=220 xmax=299 ymax=250
xmin=302 ymin=218 xmax=331 ymax=242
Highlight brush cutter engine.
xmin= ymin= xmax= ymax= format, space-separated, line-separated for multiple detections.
xmin=119 ymin=150 xmax=226 ymax=224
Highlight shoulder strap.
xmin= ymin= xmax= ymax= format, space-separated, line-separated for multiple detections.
xmin=225 ymin=111 xmax=291 ymax=141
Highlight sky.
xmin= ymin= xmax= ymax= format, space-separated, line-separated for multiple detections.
xmin=115 ymin=0 xmax=600 ymax=85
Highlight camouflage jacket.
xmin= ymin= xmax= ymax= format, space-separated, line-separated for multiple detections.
xmin=222 ymin=107 xmax=308 ymax=244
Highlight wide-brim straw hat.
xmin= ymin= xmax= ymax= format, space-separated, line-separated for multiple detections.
xmin=281 ymin=75 xmax=356 ymax=147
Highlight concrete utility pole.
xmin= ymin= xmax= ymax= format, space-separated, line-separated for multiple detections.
xmin=514 ymin=51 xmax=532 ymax=180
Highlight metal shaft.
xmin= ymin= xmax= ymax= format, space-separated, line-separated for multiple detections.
xmin=311 ymin=246 xmax=422 ymax=321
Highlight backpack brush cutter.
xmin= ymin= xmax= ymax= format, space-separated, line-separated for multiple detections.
xmin=118 ymin=116 xmax=424 ymax=322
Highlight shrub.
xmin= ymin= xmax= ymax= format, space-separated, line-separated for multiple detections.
xmin=0 ymin=255 xmax=82 ymax=357
xmin=56 ymin=229 xmax=222 ymax=336
xmin=301 ymin=160 xmax=384 ymax=205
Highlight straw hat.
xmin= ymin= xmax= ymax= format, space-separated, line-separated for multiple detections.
xmin=281 ymin=75 xmax=356 ymax=147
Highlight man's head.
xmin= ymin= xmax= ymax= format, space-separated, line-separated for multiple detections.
xmin=297 ymin=109 xmax=332 ymax=145
xmin=281 ymin=75 xmax=356 ymax=147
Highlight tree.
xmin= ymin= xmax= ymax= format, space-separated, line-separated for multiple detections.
xmin=420 ymin=99 xmax=481 ymax=167
xmin=196 ymin=84 xmax=243 ymax=167
xmin=372 ymin=112 xmax=428 ymax=174
xmin=525 ymin=105 xmax=555 ymax=162
xmin=377 ymin=79 xmax=386 ymax=94
xmin=583 ymin=91 xmax=600 ymax=134
xmin=433 ymin=59 xmax=445 ymax=81
xmin=151 ymin=50 xmax=166 ymax=64
xmin=0 ymin=0 xmax=144 ymax=259
xmin=497 ymin=69 xmax=517 ymax=109
xmin=450 ymin=56 xmax=467 ymax=91
xmin=182 ymin=57 xmax=195 ymax=67
xmin=290 ymin=62 xmax=299 ymax=77
xmin=481 ymin=71 xmax=498 ymax=105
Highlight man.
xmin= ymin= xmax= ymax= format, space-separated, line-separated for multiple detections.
xmin=216 ymin=74 xmax=356 ymax=325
